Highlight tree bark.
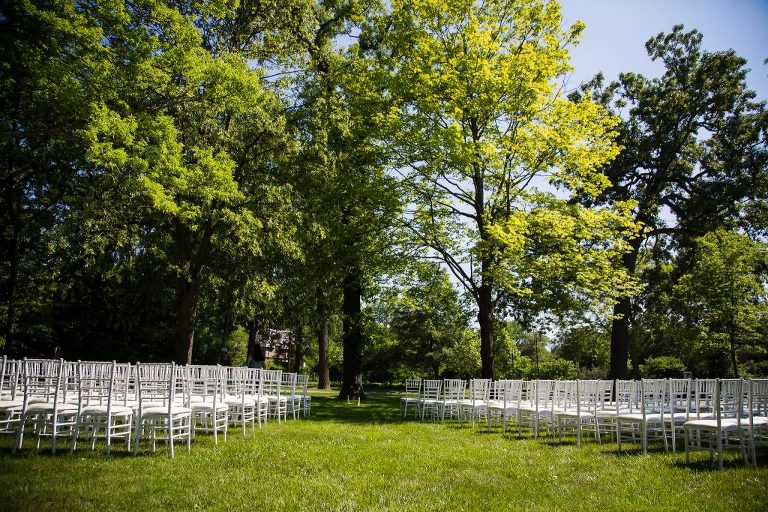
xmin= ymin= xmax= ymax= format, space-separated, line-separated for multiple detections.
xmin=293 ymin=325 xmax=304 ymax=374
xmin=339 ymin=264 xmax=364 ymax=399
xmin=477 ymin=278 xmax=495 ymax=380
xmin=173 ymin=219 xmax=211 ymax=365
xmin=316 ymin=287 xmax=331 ymax=390
xmin=609 ymin=239 xmax=642 ymax=380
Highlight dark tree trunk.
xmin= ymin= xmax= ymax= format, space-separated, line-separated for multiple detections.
xmin=293 ymin=325 xmax=304 ymax=374
xmin=476 ymin=253 xmax=495 ymax=380
xmin=477 ymin=280 xmax=495 ymax=380
xmin=316 ymin=287 xmax=331 ymax=390
xmin=729 ymin=322 xmax=740 ymax=378
xmin=175 ymin=275 xmax=198 ymax=364
xmin=339 ymin=265 xmax=364 ymax=400
xmin=247 ymin=316 xmax=261 ymax=362
xmin=4 ymin=230 xmax=19 ymax=355
xmin=173 ymin=219 xmax=211 ymax=365
xmin=609 ymin=239 xmax=642 ymax=380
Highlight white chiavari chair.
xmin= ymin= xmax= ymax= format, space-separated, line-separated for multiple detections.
xmin=0 ymin=357 xmax=23 ymax=435
xmin=132 ymin=362 xmax=191 ymax=457
xmin=223 ymin=366 xmax=257 ymax=436
xmin=13 ymin=358 xmax=79 ymax=454
xmin=401 ymin=378 xmax=421 ymax=419
xmin=683 ymin=378 xmax=748 ymax=469
xmin=187 ymin=365 xmax=228 ymax=444
xmin=71 ymin=361 xmax=133 ymax=454
xmin=617 ymin=379 xmax=668 ymax=454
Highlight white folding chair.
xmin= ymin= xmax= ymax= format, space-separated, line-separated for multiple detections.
xmin=487 ymin=380 xmax=523 ymax=433
xmin=617 ymin=379 xmax=668 ymax=454
xmin=281 ymin=372 xmax=300 ymax=420
xmin=401 ymin=378 xmax=421 ymax=419
xmin=419 ymin=379 xmax=442 ymax=420
xmin=746 ymin=379 xmax=768 ymax=466
xmin=223 ymin=366 xmax=257 ymax=436
xmin=0 ymin=357 xmax=23 ymax=435
xmin=186 ymin=365 xmax=229 ymax=444
xmin=664 ymin=378 xmax=692 ymax=452
xmin=459 ymin=378 xmax=491 ymax=427
xmin=262 ymin=369 xmax=288 ymax=423
xmin=132 ymin=362 xmax=191 ymax=457
xmin=13 ymin=359 xmax=79 ymax=454
xmin=436 ymin=379 xmax=465 ymax=424
xmin=684 ymin=379 xmax=748 ymax=469
xmin=296 ymin=374 xmax=311 ymax=417
xmin=71 ymin=361 xmax=133 ymax=454
xmin=555 ymin=380 xmax=600 ymax=445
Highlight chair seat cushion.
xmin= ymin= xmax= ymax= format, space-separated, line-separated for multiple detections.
xmin=683 ymin=418 xmax=740 ymax=431
xmin=191 ymin=402 xmax=228 ymax=412
xmin=225 ymin=397 xmax=255 ymax=408
xmin=81 ymin=405 xmax=133 ymax=416
xmin=26 ymin=402 xmax=78 ymax=413
xmin=617 ymin=413 xmax=663 ymax=423
xmin=142 ymin=405 xmax=191 ymax=416
xmin=0 ymin=400 xmax=23 ymax=411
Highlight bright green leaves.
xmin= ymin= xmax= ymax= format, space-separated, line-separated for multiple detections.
xmin=486 ymin=196 xmax=641 ymax=311
xmin=384 ymin=0 xmax=632 ymax=318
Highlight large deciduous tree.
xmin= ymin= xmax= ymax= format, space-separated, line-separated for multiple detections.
xmin=379 ymin=0 xmax=635 ymax=378
xmin=582 ymin=26 xmax=768 ymax=379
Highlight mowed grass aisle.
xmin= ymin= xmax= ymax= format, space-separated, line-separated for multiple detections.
xmin=2 ymin=389 xmax=767 ymax=511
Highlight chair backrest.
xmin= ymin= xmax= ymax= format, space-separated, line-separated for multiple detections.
xmin=261 ymin=369 xmax=283 ymax=398
xmin=750 ymin=379 xmax=768 ymax=420
xmin=615 ymin=379 xmax=639 ymax=413
xmin=640 ymin=379 xmax=667 ymax=417
xmin=186 ymin=365 xmax=225 ymax=404
xmin=668 ymin=378 xmax=692 ymax=416
xmin=21 ymin=359 xmax=64 ymax=406
xmin=281 ymin=372 xmax=297 ymax=396
xmin=136 ymin=363 xmax=175 ymax=412
xmin=296 ymin=374 xmax=309 ymax=397
xmin=552 ymin=380 xmax=577 ymax=411
xmin=77 ymin=361 xmax=116 ymax=408
xmin=578 ymin=380 xmax=602 ymax=414
xmin=468 ymin=379 xmax=491 ymax=403
xmin=534 ymin=380 xmax=555 ymax=411
xmin=716 ymin=379 xmax=743 ymax=424
xmin=421 ymin=379 xmax=442 ymax=401
xmin=692 ymin=378 xmax=717 ymax=419
xmin=0 ymin=356 xmax=21 ymax=400
xmin=405 ymin=378 xmax=421 ymax=398
xmin=442 ymin=379 xmax=465 ymax=401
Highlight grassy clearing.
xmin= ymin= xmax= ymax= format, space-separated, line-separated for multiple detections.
xmin=2 ymin=388 xmax=767 ymax=511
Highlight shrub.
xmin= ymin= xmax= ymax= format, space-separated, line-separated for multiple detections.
xmin=639 ymin=356 xmax=686 ymax=378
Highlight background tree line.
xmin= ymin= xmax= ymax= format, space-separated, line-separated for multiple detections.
xmin=1 ymin=1 xmax=766 ymax=397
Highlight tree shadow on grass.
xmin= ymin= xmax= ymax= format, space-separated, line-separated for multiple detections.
xmin=306 ymin=391 xmax=407 ymax=425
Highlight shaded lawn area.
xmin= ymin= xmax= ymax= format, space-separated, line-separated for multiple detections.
xmin=1 ymin=389 xmax=767 ymax=511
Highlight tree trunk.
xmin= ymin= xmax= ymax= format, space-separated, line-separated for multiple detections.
xmin=339 ymin=265 xmax=364 ymax=399
xmin=729 ymin=322 xmax=740 ymax=378
xmin=173 ymin=219 xmax=210 ymax=365
xmin=316 ymin=287 xmax=331 ymax=390
xmin=247 ymin=316 xmax=261 ymax=362
xmin=477 ymin=280 xmax=495 ymax=380
xmin=294 ymin=325 xmax=304 ymax=374
xmin=609 ymin=240 xmax=642 ymax=380
xmin=175 ymin=274 xmax=198 ymax=364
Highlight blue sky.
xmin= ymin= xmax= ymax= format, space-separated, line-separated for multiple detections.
xmin=559 ymin=0 xmax=768 ymax=101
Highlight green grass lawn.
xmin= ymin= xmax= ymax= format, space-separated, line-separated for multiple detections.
xmin=2 ymin=388 xmax=767 ymax=511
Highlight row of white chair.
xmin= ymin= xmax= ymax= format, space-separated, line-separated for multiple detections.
xmin=401 ymin=377 xmax=768 ymax=469
xmin=0 ymin=357 xmax=311 ymax=457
